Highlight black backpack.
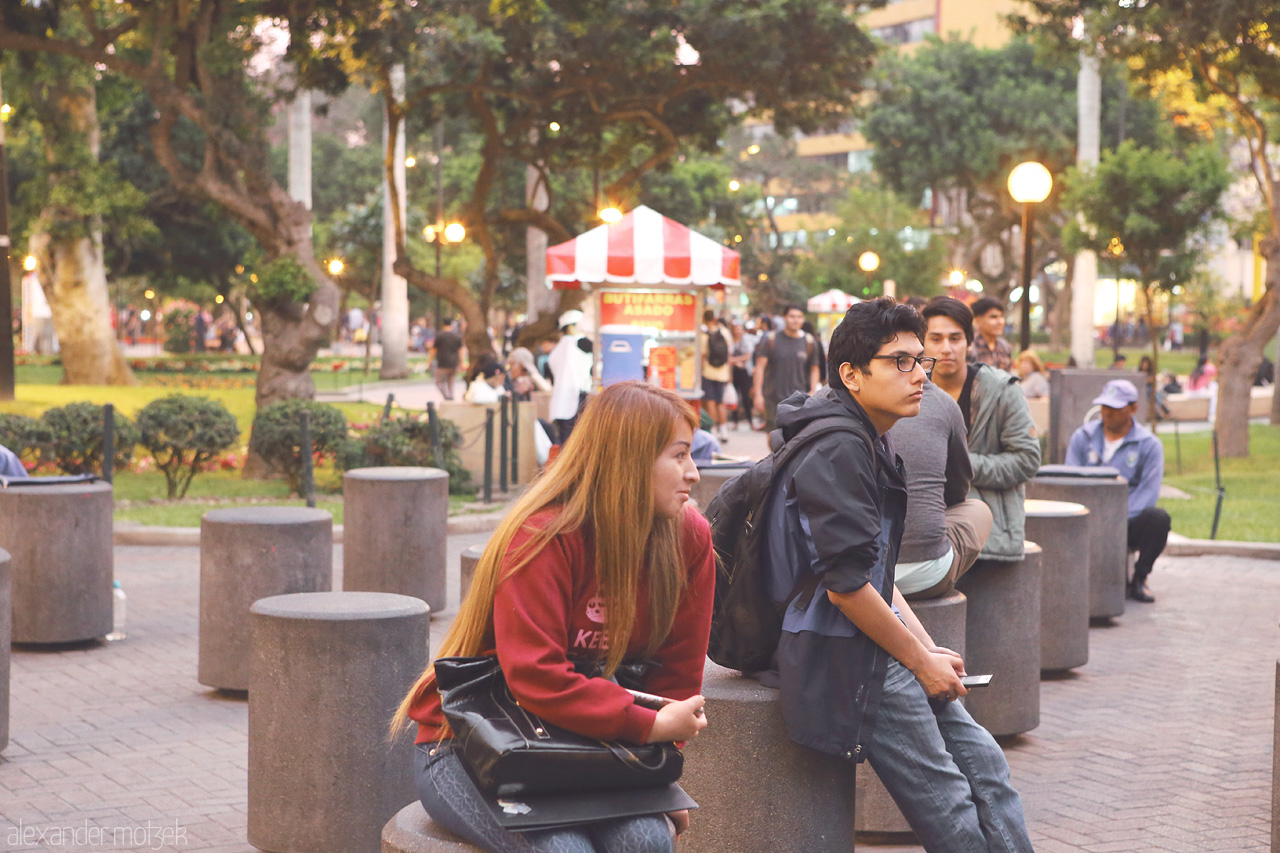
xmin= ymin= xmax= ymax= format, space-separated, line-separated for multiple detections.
xmin=703 ymin=417 xmax=870 ymax=672
xmin=706 ymin=329 xmax=729 ymax=368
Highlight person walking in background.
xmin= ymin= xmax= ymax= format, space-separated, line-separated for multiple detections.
xmin=801 ymin=321 xmax=828 ymax=387
xmin=921 ymin=297 xmax=1041 ymax=567
xmin=394 ymin=382 xmax=713 ymax=853
xmin=751 ymin=304 xmax=820 ymax=432
xmin=1065 ymin=379 xmax=1170 ymax=603
xmin=547 ymin=310 xmax=594 ymax=444
xmin=1016 ymin=349 xmax=1050 ymax=399
xmin=728 ymin=320 xmax=758 ymax=431
xmin=433 ymin=322 xmax=464 ymax=401
xmin=700 ymin=310 xmax=734 ymax=442
xmin=969 ymin=297 xmax=1013 ymax=371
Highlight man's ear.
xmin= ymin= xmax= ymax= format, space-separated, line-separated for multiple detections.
xmin=838 ymin=362 xmax=860 ymax=394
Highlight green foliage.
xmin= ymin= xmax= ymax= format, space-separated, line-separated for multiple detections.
xmin=136 ymin=395 xmax=240 ymax=499
xmin=795 ymin=181 xmax=950 ymax=299
xmin=0 ymin=413 xmax=51 ymax=468
xmin=40 ymin=403 xmax=140 ymax=475
xmin=162 ymin=304 xmax=198 ymax=354
xmin=250 ymin=400 xmax=348 ymax=492
xmin=249 ymin=257 xmax=319 ymax=306
xmin=338 ymin=417 xmax=474 ymax=495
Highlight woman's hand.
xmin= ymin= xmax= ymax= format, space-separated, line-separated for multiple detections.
xmin=667 ymin=809 xmax=691 ymax=836
xmin=645 ymin=694 xmax=707 ymax=743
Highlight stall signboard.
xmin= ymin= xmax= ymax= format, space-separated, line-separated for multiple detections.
xmin=599 ymin=291 xmax=698 ymax=332
xmin=648 ymin=346 xmax=678 ymax=391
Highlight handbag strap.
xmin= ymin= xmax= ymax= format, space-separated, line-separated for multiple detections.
xmin=605 ymin=741 xmax=671 ymax=772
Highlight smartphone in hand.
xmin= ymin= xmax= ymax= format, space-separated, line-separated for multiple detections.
xmin=960 ymin=674 xmax=993 ymax=689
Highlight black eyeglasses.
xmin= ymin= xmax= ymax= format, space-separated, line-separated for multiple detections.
xmin=871 ymin=355 xmax=937 ymax=373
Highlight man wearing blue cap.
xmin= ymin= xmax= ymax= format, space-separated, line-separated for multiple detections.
xmin=1064 ymin=379 xmax=1170 ymax=603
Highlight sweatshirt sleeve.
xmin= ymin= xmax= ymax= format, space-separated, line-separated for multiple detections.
xmin=943 ymin=405 xmax=974 ymax=508
xmin=492 ymin=527 xmax=658 ymax=745
xmin=1064 ymin=428 xmax=1090 ymax=466
xmin=792 ymin=437 xmax=879 ymax=594
xmin=642 ymin=506 xmax=716 ymax=702
xmin=970 ymin=380 xmax=1042 ymax=489
xmin=1127 ymin=437 xmax=1164 ymax=515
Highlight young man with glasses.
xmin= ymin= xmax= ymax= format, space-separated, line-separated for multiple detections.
xmin=762 ymin=298 xmax=1033 ymax=851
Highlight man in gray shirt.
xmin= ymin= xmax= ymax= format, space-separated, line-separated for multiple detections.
xmin=888 ymin=382 xmax=992 ymax=599
xmin=752 ymin=304 xmax=820 ymax=431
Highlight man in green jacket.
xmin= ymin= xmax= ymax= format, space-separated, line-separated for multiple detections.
xmin=921 ymin=297 xmax=1041 ymax=561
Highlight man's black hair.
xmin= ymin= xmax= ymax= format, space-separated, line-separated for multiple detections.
xmin=781 ymin=303 xmax=805 ymax=316
xmin=828 ymin=297 xmax=927 ymax=377
xmin=970 ymin=296 xmax=1004 ymax=318
xmin=922 ymin=296 xmax=975 ymax=345
xmin=703 ymin=309 xmax=717 ymax=323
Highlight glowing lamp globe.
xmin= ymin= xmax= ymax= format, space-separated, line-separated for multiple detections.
xmin=1008 ymin=162 xmax=1053 ymax=204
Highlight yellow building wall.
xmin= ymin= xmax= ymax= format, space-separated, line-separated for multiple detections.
xmin=938 ymin=0 xmax=1022 ymax=48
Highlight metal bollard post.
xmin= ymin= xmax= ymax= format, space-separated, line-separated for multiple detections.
xmin=499 ymin=398 xmax=509 ymax=494
xmin=427 ymin=402 xmax=443 ymax=469
xmin=483 ymin=408 xmax=494 ymax=503
xmin=300 ymin=410 xmax=316 ymax=508
xmin=102 ymin=403 xmax=115 ymax=484
xmin=510 ymin=399 xmax=520 ymax=486
xmin=383 ymin=393 xmax=395 ymax=422
xmin=1210 ymin=430 xmax=1224 ymax=540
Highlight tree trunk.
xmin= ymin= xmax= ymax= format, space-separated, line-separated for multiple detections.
xmin=1048 ymin=256 xmax=1074 ymax=352
xmin=30 ymin=81 xmax=134 ymax=386
xmin=1215 ymin=237 xmax=1280 ymax=457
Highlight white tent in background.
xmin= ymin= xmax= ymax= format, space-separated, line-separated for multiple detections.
xmin=807 ymin=289 xmax=860 ymax=314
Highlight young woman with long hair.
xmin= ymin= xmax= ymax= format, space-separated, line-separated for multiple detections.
xmin=392 ymin=381 xmax=714 ymax=853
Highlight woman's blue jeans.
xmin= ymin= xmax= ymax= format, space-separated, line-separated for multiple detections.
xmin=865 ymin=658 xmax=1035 ymax=853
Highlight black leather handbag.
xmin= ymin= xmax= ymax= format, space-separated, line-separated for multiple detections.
xmin=434 ymin=655 xmax=684 ymax=797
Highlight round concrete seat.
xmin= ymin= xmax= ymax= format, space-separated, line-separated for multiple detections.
xmin=690 ymin=464 xmax=748 ymax=512
xmin=1025 ymin=499 xmax=1091 ymax=673
xmin=199 ymin=507 xmax=333 ymax=691
xmin=0 ymin=548 xmax=10 ymax=752
xmin=459 ymin=544 xmax=484 ymax=605
xmin=0 ymin=480 xmax=113 ymax=643
xmin=249 ymin=592 xmax=430 ymax=853
xmin=954 ymin=543 xmax=1043 ymax=737
xmin=382 ymin=801 xmax=484 ymax=853
xmin=344 ymin=467 xmax=449 ymax=612
xmin=856 ymin=590 xmax=967 ymax=841
xmin=680 ymin=659 xmax=856 ymax=853
xmin=1028 ymin=469 xmax=1129 ymax=619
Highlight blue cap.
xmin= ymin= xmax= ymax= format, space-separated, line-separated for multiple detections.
xmin=1092 ymin=379 xmax=1139 ymax=409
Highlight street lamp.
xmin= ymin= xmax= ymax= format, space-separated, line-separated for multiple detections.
xmin=858 ymin=250 xmax=880 ymax=296
xmin=949 ymin=269 xmax=965 ymax=287
xmin=327 ymin=258 xmax=344 ymax=276
xmin=599 ymin=206 xmax=623 ymax=223
xmin=425 ymin=221 xmax=466 ymax=328
xmin=1007 ymin=160 xmax=1053 ymax=351
xmin=1107 ymin=236 xmax=1125 ymax=361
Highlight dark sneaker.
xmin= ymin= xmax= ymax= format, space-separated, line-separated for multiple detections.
xmin=1128 ymin=580 xmax=1156 ymax=603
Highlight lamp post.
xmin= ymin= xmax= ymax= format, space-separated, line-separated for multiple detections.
xmin=1107 ymin=236 xmax=1124 ymax=362
xmin=858 ymin=250 xmax=880 ymax=296
xmin=425 ymin=221 xmax=466 ymax=329
xmin=1007 ymin=161 xmax=1053 ymax=352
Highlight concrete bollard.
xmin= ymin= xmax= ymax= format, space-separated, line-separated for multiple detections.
xmin=0 ymin=548 xmax=10 ymax=752
xmin=0 ymin=481 xmax=113 ymax=643
xmin=690 ymin=465 xmax=749 ymax=513
xmin=954 ymin=544 xmax=1043 ymax=737
xmin=1027 ymin=469 xmax=1129 ymax=619
xmin=1273 ymin=659 xmax=1280 ymax=853
xmin=459 ymin=545 xmax=484 ymax=606
xmin=344 ymin=468 xmax=449 ymax=613
xmin=680 ymin=659 xmax=856 ymax=853
xmin=199 ymin=507 xmax=333 ymax=692
xmin=1025 ymin=499 xmax=1091 ymax=673
xmin=248 ymin=592 xmax=430 ymax=853
xmin=856 ymin=590 xmax=967 ymax=840
xmin=382 ymin=802 xmax=484 ymax=853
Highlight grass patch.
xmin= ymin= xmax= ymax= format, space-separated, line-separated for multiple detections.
xmin=1160 ymin=424 xmax=1280 ymax=543
xmin=1036 ymin=346 xmax=1201 ymax=377
xmin=114 ymin=491 xmax=481 ymax=527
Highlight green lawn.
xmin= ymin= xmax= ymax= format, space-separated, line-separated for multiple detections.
xmin=1035 ymin=346 xmax=1201 ymax=377
xmin=1160 ymin=424 xmax=1280 ymax=542
xmin=113 ymin=491 xmax=481 ymax=527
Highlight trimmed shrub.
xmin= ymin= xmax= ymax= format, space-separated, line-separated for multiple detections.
xmin=0 ymin=413 xmax=51 ymax=468
xmin=338 ymin=416 xmax=474 ymax=495
xmin=163 ymin=304 xmax=198 ymax=354
xmin=250 ymin=399 xmax=347 ymax=492
xmin=136 ymin=395 xmax=240 ymax=498
xmin=40 ymin=403 xmax=140 ymax=475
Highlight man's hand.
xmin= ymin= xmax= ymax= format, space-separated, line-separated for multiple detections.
xmin=753 ymin=394 xmax=765 ymax=414
xmin=911 ymin=650 xmax=968 ymax=703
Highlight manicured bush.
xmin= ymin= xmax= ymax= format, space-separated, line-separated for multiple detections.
xmin=0 ymin=413 xmax=51 ymax=468
xmin=249 ymin=399 xmax=347 ymax=492
xmin=338 ymin=416 xmax=474 ymax=495
xmin=40 ymin=402 xmax=140 ymax=475
xmin=163 ymin=304 xmax=198 ymax=354
xmin=136 ymin=395 xmax=241 ymax=498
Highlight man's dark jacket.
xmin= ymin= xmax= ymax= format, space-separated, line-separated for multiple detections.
xmin=762 ymin=384 xmax=908 ymax=761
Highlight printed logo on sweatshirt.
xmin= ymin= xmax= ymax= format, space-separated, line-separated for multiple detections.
xmin=585 ymin=596 xmax=606 ymax=623
xmin=573 ymin=629 xmax=611 ymax=650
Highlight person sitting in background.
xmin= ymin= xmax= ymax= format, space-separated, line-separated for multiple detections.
xmin=1016 ymin=349 xmax=1050 ymax=399
xmin=505 ymin=347 xmax=551 ymax=401
xmin=1109 ymin=353 xmax=1128 ymax=370
xmin=464 ymin=361 xmax=507 ymax=404
xmin=1187 ymin=355 xmax=1217 ymax=391
xmin=0 ymin=444 xmax=28 ymax=479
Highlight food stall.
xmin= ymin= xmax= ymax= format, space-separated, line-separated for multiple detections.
xmin=807 ymin=288 xmax=860 ymax=345
xmin=546 ymin=205 xmax=741 ymax=399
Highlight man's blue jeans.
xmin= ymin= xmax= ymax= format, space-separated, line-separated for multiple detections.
xmin=866 ymin=659 xmax=1034 ymax=853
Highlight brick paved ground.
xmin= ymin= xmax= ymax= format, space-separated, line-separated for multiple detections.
xmin=1 ymin=540 xmax=1275 ymax=851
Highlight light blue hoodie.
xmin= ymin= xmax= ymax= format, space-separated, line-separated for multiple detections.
xmin=1064 ymin=419 xmax=1163 ymax=518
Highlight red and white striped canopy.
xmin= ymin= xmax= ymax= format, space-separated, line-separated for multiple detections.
xmin=546 ymin=205 xmax=741 ymax=288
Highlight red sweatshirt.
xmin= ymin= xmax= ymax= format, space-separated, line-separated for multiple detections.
xmin=409 ymin=503 xmax=715 ymax=745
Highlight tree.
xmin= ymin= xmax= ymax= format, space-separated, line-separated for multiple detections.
xmin=1017 ymin=0 xmax=1280 ymax=456
xmin=796 ymin=180 xmax=950 ymax=300
xmin=2 ymin=51 xmax=142 ymax=384
xmin=1063 ymin=140 xmax=1230 ymax=378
